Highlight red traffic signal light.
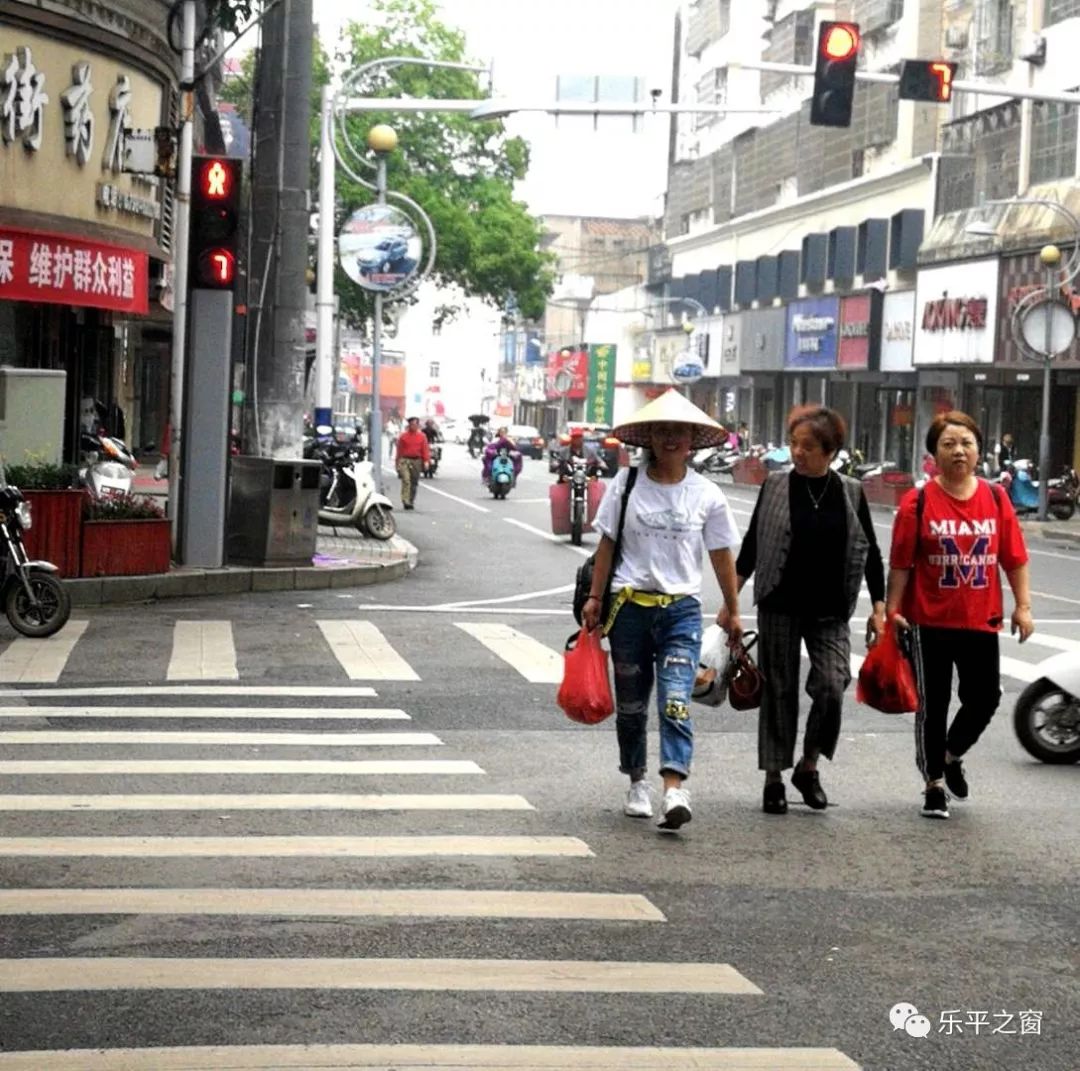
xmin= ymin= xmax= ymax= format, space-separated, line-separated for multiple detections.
xmin=190 ymin=156 xmax=241 ymax=290
xmin=810 ymin=21 xmax=860 ymax=128
xmin=898 ymin=59 xmax=957 ymax=103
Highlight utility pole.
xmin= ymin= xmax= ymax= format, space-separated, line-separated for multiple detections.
xmin=246 ymin=0 xmax=313 ymax=458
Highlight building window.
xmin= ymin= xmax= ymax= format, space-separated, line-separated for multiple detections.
xmin=718 ymin=0 xmax=732 ymax=38
xmin=1030 ymin=97 xmax=1079 ymax=184
xmin=694 ymin=67 xmax=727 ymax=130
xmin=1046 ymin=0 xmax=1080 ymax=25
xmin=762 ymin=9 xmax=815 ymax=96
xmin=974 ymin=0 xmax=1014 ymax=75
xmin=429 ymin=361 xmax=440 ymax=379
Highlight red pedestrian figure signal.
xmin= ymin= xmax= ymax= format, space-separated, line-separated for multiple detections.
xmin=810 ymin=21 xmax=861 ymax=128
xmin=201 ymin=159 xmax=232 ymax=199
xmin=190 ymin=155 xmax=241 ymax=290
xmin=898 ymin=59 xmax=958 ymax=103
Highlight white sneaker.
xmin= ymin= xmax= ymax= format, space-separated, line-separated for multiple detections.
xmin=624 ymin=780 xmax=654 ymax=818
xmin=657 ymin=786 xmax=692 ymax=831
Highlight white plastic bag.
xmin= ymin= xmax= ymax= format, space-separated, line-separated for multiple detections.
xmin=692 ymin=624 xmax=731 ymax=707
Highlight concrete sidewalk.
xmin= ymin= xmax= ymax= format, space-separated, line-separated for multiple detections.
xmin=56 ymin=463 xmax=418 ymax=606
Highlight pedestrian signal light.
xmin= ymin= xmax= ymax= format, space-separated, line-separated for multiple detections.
xmin=898 ymin=59 xmax=958 ymax=103
xmin=190 ymin=155 xmax=242 ymax=290
xmin=810 ymin=21 xmax=861 ymax=128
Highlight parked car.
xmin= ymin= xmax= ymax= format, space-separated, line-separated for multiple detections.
xmin=507 ymin=424 xmax=546 ymax=460
xmin=547 ymin=422 xmax=622 ymax=477
xmin=358 ymin=236 xmax=408 ymax=274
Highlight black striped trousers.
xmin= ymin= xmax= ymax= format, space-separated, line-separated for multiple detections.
xmin=757 ymin=610 xmax=852 ymax=772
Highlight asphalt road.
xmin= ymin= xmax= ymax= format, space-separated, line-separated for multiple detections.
xmin=0 ymin=443 xmax=1077 ymax=1070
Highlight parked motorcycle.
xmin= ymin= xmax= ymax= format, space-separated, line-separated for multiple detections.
xmin=488 ymin=446 xmax=516 ymax=500
xmin=1014 ymin=651 xmax=1080 ymax=763
xmin=311 ymin=426 xmax=395 ymax=539
xmin=567 ymin=455 xmax=592 ymax=545
xmin=1000 ymin=459 xmax=1076 ymax=521
xmin=79 ymin=431 xmax=136 ymax=500
xmin=692 ymin=442 xmax=739 ymax=477
xmin=0 ymin=482 xmax=71 ymax=637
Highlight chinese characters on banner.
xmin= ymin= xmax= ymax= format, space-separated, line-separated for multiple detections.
xmin=585 ymin=344 xmax=616 ymax=425
xmin=0 ymin=227 xmax=148 ymax=313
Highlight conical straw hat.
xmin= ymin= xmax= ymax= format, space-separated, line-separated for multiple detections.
xmin=611 ymin=388 xmax=726 ymax=450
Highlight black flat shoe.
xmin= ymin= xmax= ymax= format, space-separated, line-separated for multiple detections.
xmin=763 ymin=781 xmax=787 ymax=815
xmin=791 ymin=762 xmax=828 ymax=810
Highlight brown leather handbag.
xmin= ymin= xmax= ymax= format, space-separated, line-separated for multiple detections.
xmin=726 ymin=631 xmax=763 ymax=711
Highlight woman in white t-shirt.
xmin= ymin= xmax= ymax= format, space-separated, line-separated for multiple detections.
xmin=583 ymin=390 xmax=743 ymax=832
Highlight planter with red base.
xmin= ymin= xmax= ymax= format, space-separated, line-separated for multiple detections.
xmin=732 ymin=456 xmax=768 ymax=487
xmin=21 ymin=490 xmax=85 ymax=577
xmin=80 ymin=518 xmax=171 ymax=577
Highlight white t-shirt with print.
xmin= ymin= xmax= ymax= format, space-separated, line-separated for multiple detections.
xmin=593 ymin=466 xmax=740 ymax=597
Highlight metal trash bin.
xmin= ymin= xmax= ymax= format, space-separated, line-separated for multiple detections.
xmin=227 ymin=456 xmax=321 ymax=566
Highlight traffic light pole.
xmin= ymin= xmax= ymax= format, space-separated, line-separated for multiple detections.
xmin=168 ymin=0 xmax=196 ymax=554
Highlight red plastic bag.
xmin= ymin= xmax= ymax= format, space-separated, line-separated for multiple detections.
xmin=857 ymin=621 xmax=919 ymax=714
xmin=557 ymin=627 xmax=615 ymax=724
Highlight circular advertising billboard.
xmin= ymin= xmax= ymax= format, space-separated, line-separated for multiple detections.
xmin=338 ymin=204 xmax=421 ymax=293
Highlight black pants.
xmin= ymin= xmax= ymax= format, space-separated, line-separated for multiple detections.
xmin=911 ymin=625 xmax=1001 ymax=782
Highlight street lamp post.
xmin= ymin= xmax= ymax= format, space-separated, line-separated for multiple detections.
xmin=1038 ymin=243 xmax=1061 ymax=522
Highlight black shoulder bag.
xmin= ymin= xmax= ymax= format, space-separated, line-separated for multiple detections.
xmin=572 ymin=466 xmax=638 ymax=626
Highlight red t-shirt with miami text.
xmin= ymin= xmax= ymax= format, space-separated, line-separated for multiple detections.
xmin=890 ymin=480 xmax=1028 ymax=633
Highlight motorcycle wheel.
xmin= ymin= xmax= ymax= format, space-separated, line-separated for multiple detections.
xmin=570 ymin=500 xmax=583 ymax=546
xmin=5 ymin=571 xmax=72 ymax=638
xmin=1013 ymin=678 xmax=1080 ymax=764
xmin=362 ymin=504 xmax=396 ymax=541
xmin=1050 ymin=499 xmax=1076 ymax=521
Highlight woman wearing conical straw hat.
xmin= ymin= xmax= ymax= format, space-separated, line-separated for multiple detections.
xmin=584 ymin=389 xmax=743 ymax=831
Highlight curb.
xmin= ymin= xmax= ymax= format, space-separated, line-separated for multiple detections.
xmin=65 ymin=533 xmax=420 ymax=607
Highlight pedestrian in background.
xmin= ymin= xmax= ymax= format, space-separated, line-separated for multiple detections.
xmin=887 ymin=411 xmax=1032 ymax=820
xmin=394 ymin=416 xmax=430 ymax=510
xmin=384 ymin=415 xmax=401 ymax=459
xmin=584 ymin=389 xmax=742 ymax=832
xmin=994 ymin=431 xmax=1015 ymax=473
xmin=724 ymin=405 xmax=885 ymax=815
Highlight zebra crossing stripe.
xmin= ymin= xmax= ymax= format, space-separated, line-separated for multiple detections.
xmin=454 ymin=623 xmax=563 ymax=683
xmin=318 ymin=620 xmax=420 ymax=680
xmin=0 ymin=686 xmax=379 ymax=697
xmin=0 ymin=730 xmax=441 ymax=747
xmin=0 ymin=1044 xmax=861 ymax=1070
xmin=166 ymin=621 xmax=238 ymax=680
xmin=0 ymin=621 xmax=89 ymax=684
xmin=0 ymin=835 xmax=592 ymax=858
xmin=0 ymin=957 xmax=758 ymax=993
xmin=0 ymin=759 xmax=480 ymax=775
xmin=0 ymin=793 xmax=533 ymax=811
xmin=0 ymin=706 xmax=409 ymax=720
xmin=0 ymin=888 xmax=664 ymax=921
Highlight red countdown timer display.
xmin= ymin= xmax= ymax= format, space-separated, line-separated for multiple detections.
xmin=898 ymin=59 xmax=958 ymax=103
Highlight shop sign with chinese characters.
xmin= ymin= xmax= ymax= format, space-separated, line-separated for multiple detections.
xmin=913 ymin=258 xmax=999 ymax=365
xmin=585 ymin=343 xmax=616 ymax=424
xmin=0 ymin=226 xmax=148 ymax=313
xmin=0 ymin=28 xmax=165 ymax=238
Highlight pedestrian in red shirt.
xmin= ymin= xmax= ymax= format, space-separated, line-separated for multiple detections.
xmin=395 ymin=416 xmax=431 ymax=510
xmin=886 ymin=411 xmax=1033 ymax=820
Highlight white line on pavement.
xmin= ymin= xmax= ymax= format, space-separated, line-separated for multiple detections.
xmin=0 ymin=621 xmax=88 ymax=684
xmin=166 ymin=621 xmax=238 ymax=680
xmin=412 ymin=482 xmax=490 ymax=513
xmin=435 ymin=583 xmax=575 ymax=609
xmin=0 ymin=731 xmax=442 ymax=747
xmin=0 ymin=686 xmax=378 ymax=698
xmin=502 ymin=517 xmax=593 ymax=556
xmin=0 ymin=707 xmax=409 ymax=720
xmin=316 ymin=620 xmax=420 ymax=680
xmin=455 ymin=623 xmax=564 ymax=684
xmin=0 ymin=759 xmax=481 ymax=776
xmin=0 ymin=793 xmax=532 ymax=812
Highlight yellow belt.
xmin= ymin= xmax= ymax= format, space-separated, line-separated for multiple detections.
xmin=604 ymin=587 xmax=689 ymax=634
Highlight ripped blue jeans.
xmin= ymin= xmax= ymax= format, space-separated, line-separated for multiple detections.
xmin=607 ymin=595 xmax=702 ymax=780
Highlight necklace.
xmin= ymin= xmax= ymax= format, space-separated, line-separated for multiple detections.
xmin=805 ymin=472 xmax=831 ymax=510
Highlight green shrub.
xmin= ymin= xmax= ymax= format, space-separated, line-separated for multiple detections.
xmin=2 ymin=458 xmax=79 ymax=490
xmin=83 ymin=494 xmax=166 ymax=521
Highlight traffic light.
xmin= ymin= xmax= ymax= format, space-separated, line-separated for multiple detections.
xmin=810 ymin=21 xmax=860 ymax=128
xmin=898 ymin=59 xmax=958 ymax=103
xmin=189 ymin=155 xmax=241 ymax=289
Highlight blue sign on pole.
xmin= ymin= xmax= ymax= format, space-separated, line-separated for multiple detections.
xmin=785 ymin=297 xmax=839 ymax=369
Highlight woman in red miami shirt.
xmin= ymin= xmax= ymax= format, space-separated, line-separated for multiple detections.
xmin=886 ymin=411 xmax=1033 ymax=820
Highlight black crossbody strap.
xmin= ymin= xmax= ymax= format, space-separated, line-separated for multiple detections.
xmin=611 ymin=466 xmax=638 ymax=565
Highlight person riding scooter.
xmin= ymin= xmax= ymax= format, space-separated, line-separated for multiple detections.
xmin=556 ymin=428 xmax=605 ymax=482
xmin=481 ymin=426 xmax=523 ymax=483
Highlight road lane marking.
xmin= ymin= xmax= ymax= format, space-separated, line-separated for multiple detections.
xmin=0 ymin=957 xmax=756 ymax=993
xmin=1002 ymin=630 xmax=1080 ymax=654
xmin=317 ymin=620 xmax=420 ymax=680
xmin=0 ymin=1044 xmax=860 ymax=1070
xmin=0 ymin=706 xmax=409 ymax=720
xmin=0 ymin=686 xmax=378 ymax=697
xmin=0 ymin=621 xmax=88 ymax=684
xmin=502 ymin=517 xmax=593 ymax=556
xmin=0 ymin=730 xmax=441 ymax=747
xmin=0 ymin=836 xmax=591 ymax=858
xmin=436 ymin=583 xmax=575 ymax=609
xmin=0 ymin=888 xmax=662 ymax=921
xmin=0 ymin=793 xmax=532 ymax=812
xmin=0 ymin=759 xmax=481 ymax=775
xmin=412 ymin=481 xmax=490 ymax=513
xmin=455 ymin=623 xmax=563 ymax=683
xmin=312 ymin=605 xmax=570 ymax=615
xmin=166 ymin=621 xmax=238 ymax=680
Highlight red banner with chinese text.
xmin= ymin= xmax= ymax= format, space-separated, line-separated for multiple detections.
xmin=0 ymin=227 xmax=149 ymax=314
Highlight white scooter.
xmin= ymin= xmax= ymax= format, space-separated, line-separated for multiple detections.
xmin=1014 ymin=652 xmax=1080 ymax=764
xmin=316 ymin=447 xmax=395 ymax=540
xmin=79 ymin=432 xmax=136 ymax=500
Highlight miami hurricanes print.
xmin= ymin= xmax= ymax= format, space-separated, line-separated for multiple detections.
xmin=890 ymin=481 xmax=1028 ymax=632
